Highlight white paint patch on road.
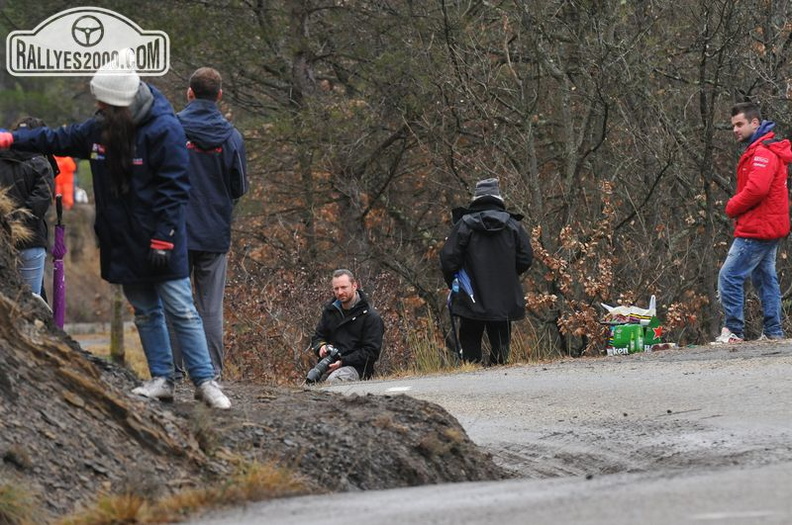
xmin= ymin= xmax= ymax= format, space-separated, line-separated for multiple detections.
xmin=386 ymin=386 xmax=412 ymax=392
xmin=691 ymin=510 xmax=780 ymax=520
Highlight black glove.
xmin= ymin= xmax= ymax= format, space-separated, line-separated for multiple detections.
xmin=148 ymin=239 xmax=173 ymax=268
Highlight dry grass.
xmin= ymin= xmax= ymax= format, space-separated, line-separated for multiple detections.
xmin=0 ymin=188 xmax=34 ymax=247
xmin=71 ymin=314 xmax=557 ymax=386
xmin=58 ymin=461 xmax=310 ymax=525
xmin=0 ymin=482 xmax=41 ymax=525
xmin=70 ymin=325 xmax=149 ymax=379
xmin=410 ymin=312 xmax=562 ymax=373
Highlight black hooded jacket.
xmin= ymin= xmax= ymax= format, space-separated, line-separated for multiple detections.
xmin=310 ymin=289 xmax=384 ymax=379
xmin=0 ymin=150 xmax=54 ymax=249
xmin=440 ymin=196 xmax=533 ymax=321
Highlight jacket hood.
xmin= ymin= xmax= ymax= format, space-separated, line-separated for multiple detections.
xmin=749 ymin=130 xmax=792 ymax=165
xmin=0 ymin=149 xmax=40 ymax=163
xmin=129 ymin=83 xmax=155 ymax=125
xmin=462 ymin=209 xmax=512 ymax=232
xmin=177 ymin=99 xmax=234 ymax=149
xmin=453 ymin=197 xmax=524 ymax=228
xmin=131 ymin=83 xmax=175 ymax=126
xmin=765 ymin=139 xmax=792 ymax=164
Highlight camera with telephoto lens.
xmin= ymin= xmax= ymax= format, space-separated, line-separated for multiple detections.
xmin=306 ymin=344 xmax=341 ymax=383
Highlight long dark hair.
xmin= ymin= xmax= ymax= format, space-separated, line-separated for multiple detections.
xmin=100 ymin=106 xmax=135 ymax=196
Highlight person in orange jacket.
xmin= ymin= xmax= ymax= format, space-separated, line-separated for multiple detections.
xmin=54 ymin=155 xmax=76 ymax=209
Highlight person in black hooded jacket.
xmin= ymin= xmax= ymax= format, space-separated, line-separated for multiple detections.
xmin=440 ymin=178 xmax=533 ymax=365
xmin=0 ymin=116 xmax=55 ymax=298
xmin=170 ymin=67 xmax=248 ymax=380
xmin=310 ymin=269 xmax=384 ymax=382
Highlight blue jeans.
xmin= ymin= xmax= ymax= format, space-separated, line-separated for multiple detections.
xmin=718 ymin=237 xmax=784 ymax=338
xmin=123 ymin=278 xmax=215 ymax=386
xmin=18 ymin=247 xmax=46 ymax=295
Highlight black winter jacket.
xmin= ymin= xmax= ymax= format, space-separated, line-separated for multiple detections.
xmin=310 ymin=289 xmax=384 ymax=379
xmin=0 ymin=150 xmax=54 ymax=249
xmin=440 ymin=196 xmax=533 ymax=321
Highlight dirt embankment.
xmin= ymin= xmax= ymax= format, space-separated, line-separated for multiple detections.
xmin=0 ymin=293 xmax=505 ymax=522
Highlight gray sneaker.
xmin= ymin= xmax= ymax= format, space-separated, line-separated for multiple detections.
xmin=195 ymin=380 xmax=231 ymax=409
xmin=758 ymin=333 xmax=785 ymax=342
xmin=132 ymin=377 xmax=174 ymax=402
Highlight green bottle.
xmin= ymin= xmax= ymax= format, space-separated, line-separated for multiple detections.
xmin=628 ymin=326 xmax=644 ymax=354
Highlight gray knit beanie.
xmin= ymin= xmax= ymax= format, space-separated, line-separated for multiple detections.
xmin=473 ymin=178 xmax=503 ymax=201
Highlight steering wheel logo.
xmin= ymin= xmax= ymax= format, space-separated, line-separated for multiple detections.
xmin=71 ymin=15 xmax=104 ymax=47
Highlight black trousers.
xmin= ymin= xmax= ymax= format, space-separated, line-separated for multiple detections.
xmin=458 ymin=318 xmax=511 ymax=365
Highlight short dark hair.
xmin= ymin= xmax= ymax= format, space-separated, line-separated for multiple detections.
xmin=332 ymin=269 xmax=356 ymax=283
xmin=731 ymin=102 xmax=761 ymax=122
xmin=189 ymin=67 xmax=222 ymax=100
xmin=12 ymin=116 xmax=46 ymax=130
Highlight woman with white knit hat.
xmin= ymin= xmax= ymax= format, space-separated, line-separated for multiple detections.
xmin=0 ymin=62 xmax=231 ymax=409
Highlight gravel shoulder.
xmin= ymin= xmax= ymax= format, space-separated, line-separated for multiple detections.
xmin=322 ymin=341 xmax=792 ymax=479
xmin=186 ymin=340 xmax=792 ymax=525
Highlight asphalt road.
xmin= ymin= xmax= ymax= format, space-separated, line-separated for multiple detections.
xmin=187 ymin=342 xmax=792 ymax=525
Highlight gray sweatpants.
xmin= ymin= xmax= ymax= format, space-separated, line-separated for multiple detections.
xmin=171 ymin=251 xmax=227 ymax=379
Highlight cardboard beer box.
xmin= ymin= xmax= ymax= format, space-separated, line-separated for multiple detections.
xmin=605 ymin=317 xmax=664 ymax=355
xmin=643 ymin=317 xmax=664 ymax=348
xmin=606 ymin=324 xmax=642 ymax=355
xmin=602 ymin=296 xmax=664 ymax=355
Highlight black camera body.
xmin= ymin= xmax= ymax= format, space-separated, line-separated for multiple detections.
xmin=306 ymin=344 xmax=341 ymax=383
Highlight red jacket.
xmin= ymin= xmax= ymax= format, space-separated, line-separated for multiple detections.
xmin=725 ymin=131 xmax=792 ymax=240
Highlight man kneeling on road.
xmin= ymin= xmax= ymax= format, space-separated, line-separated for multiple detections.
xmin=309 ymin=269 xmax=384 ymax=383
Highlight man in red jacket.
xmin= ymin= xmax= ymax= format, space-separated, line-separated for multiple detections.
xmin=713 ymin=102 xmax=792 ymax=344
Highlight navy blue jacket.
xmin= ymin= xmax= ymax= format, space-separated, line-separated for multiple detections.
xmin=177 ymin=99 xmax=247 ymax=253
xmin=310 ymin=290 xmax=384 ymax=379
xmin=440 ymin=196 xmax=533 ymax=321
xmin=11 ymin=84 xmax=190 ymax=284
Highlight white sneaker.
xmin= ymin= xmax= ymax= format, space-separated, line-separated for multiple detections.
xmin=132 ymin=377 xmax=174 ymax=401
xmin=31 ymin=293 xmax=52 ymax=314
xmin=711 ymin=327 xmax=743 ymax=345
xmin=195 ymin=380 xmax=231 ymax=409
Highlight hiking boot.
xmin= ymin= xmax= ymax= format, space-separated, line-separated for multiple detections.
xmin=195 ymin=380 xmax=231 ymax=409
xmin=711 ymin=327 xmax=743 ymax=345
xmin=132 ymin=377 xmax=174 ymax=402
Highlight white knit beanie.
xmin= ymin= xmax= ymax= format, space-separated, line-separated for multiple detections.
xmin=90 ymin=64 xmax=140 ymax=107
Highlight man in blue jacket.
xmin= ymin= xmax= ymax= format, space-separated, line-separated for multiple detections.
xmin=171 ymin=67 xmax=248 ymax=379
xmin=0 ymin=64 xmax=231 ymax=409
